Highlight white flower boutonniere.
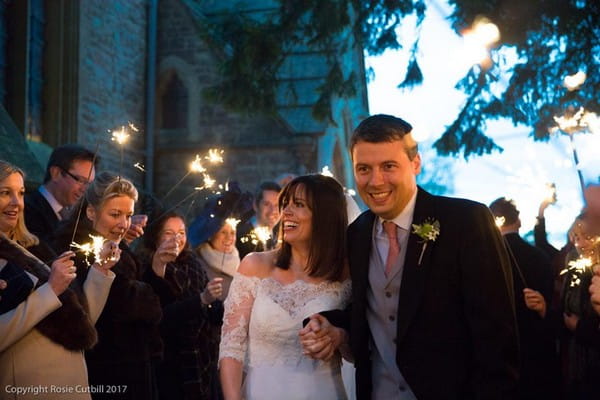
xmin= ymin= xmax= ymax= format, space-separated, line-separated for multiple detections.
xmin=411 ymin=218 xmax=440 ymax=266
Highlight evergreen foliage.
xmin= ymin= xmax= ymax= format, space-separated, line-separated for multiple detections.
xmin=200 ymin=0 xmax=599 ymax=157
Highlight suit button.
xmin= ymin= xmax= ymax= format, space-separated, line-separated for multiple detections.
xmin=385 ymin=291 xmax=392 ymax=298
xmin=389 ymin=315 xmax=395 ymax=322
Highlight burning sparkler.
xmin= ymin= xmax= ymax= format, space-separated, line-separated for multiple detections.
xmin=70 ymin=234 xmax=105 ymax=267
xmin=134 ymin=162 xmax=145 ymax=172
xmin=560 ymin=256 xmax=593 ymax=287
xmin=225 ymin=217 xmax=241 ymax=229
xmin=110 ymin=123 xmax=137 ymax=179
xmin=551 ymin=106 xmax=599 ymax=197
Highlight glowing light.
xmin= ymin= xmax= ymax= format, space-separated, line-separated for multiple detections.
xmin=203 ymin=174 xmax=216 ymax=189
xmin=253 ymin=226 xmax=272 ymax=247
xmin=320 ymin=165 xmax=334 ymax=177
xmin=128 ymin=122 xmax=139 ymax=132
xmin=111 ymin=126 xmax=130 ymax=145
xmin=205 ymin=148 xmax=224 ymax=164
xmin=461 ymin=17 xmax=500 ymax=66
xmin=564 ymin=71 xmax=587 ymax=91
xmin=190 ymin=155 xmax=206 ymax=173
xmin=71 ymin=234 xmax=105 ymax=266
xmin=495 ymin=216 xmax=505 ymax=228
xmin=553 ymin=107 xmax=599 ymax=136
xmin=134 ymin=163 xmax=145 ymax=172
xmin=225 ymin=218 xmax=241 ymax=229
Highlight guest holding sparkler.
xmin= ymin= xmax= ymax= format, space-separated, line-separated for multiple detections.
xmin=488 ymin=197 xmax=561 ymax=399
xmin=24 ymin=144 xmax=98 ymax=242
xmin=52 ymin=172 xmax=162 ymax=400
xmin=0 ymin=160 xmax=116 ymax=400
xmin=189 ymin=182 xmax=253 ymax=300
xmin=559 ymin=213 xmax=600 ymax=399
xmin=235 ymin=181 xmax=281 ymax=259
xmin=137 ymin=211 xmax=224 ymax=400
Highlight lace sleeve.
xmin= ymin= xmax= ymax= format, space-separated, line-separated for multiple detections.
xmin=218 ymin=273 xmax=259 ymax=365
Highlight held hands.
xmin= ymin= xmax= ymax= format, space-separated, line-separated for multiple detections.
xmin=123 ymin=214 xmax=148 ymax=244
xmin=299 ymin=314 xmax=344 ymax=361
xmin=152 ymin=236 xmax=181 ymax=278
xmin=523 ymin=288 xmax=547 ymax=318
xmin=48 ymin=251 xmax=76 ymax=295
xmin=201 ymin=277 xmax=224 ymax=304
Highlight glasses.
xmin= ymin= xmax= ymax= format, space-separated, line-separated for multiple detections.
xmin=61 ymin=168 xmax=91 ymax=186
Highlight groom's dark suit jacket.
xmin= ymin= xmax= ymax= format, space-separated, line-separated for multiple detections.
xmin=348 ymin=188 xmax=519 ymax=400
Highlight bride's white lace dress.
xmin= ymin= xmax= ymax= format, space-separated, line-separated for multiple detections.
xmin=219 ymin=273 xmax=352 ymax=400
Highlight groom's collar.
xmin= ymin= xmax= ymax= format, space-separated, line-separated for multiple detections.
xmin=376 ymin=188 xmax=417 ymax=234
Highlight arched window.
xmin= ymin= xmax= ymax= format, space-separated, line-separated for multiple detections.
xmin=160 ymin=73 xmax=188 ymax=130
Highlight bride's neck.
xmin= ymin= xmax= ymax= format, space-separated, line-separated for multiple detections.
xmin=289 ymin=246 xmax=310 ymax=276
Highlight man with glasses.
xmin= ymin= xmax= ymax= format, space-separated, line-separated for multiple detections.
xmin=25 ymin=144 xmax=98 ymax=241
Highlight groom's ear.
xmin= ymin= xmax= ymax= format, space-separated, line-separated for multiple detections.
xmin=412 ymin=153 xmax=422 ymax=175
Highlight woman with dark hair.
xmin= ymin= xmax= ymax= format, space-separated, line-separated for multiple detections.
xmin=138 ymin=211 xmax=224 ymax=400
xmin=52 ymin=172 xmax=162 ymax=400
xmin=219 ymin=174 xmax=351 ymax=400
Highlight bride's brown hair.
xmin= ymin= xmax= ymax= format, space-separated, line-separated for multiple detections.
xmin=274 ymin=174 xmax=347 ymax=281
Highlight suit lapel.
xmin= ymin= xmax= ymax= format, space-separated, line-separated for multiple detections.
xmin=396 ymin=187 xmax=437 ymax=344
xmin=348 ymin=211 xmax=376 ymax=305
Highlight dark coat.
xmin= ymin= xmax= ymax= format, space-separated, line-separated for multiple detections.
xmin=24 ymin=188 xmax=59 ymax=243
xmin=52 ymin=221 xmax=163 ymax=400
xmin=504 ymin=232 xmax=561 ymax=399
xmin=144 ymin=250 xmax=224 ymax=400
xmin=348 ymin=188 xmax=519 ymax=400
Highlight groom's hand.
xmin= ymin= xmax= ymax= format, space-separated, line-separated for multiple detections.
xmin=299 ymin=314 xmax=346 ymax=361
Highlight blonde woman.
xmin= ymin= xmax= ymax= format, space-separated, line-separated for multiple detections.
xmin=0 ymin=160 xmax=117 ymax=400
xmin=52 ymin=172 xmax=162 ymax=400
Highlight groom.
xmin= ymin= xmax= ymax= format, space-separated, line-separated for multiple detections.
xmin=302 ymin=114 xmax=519 ymax=399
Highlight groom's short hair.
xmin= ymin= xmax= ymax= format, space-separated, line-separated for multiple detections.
xmin=350 ymin=114 xmax=418 ymax=160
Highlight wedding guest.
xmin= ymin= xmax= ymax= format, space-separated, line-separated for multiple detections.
xmin=0 ymin=160 xmax=116 ymax=400
xmin=235 ymin=181 xmax=281 ymax=259
xmin=489 ymin=197 xmax=561 ymax=399
xmin=189 ymin=183 xmax=252 ymax=300
xmin=560 ymin=213 xmax=600 ymax=399
xmin=138 ymin=211 xmax=224 ymax=400
xmin=52 ymin=172 xmax=162 ymax=400
xmin=25 ymin=144 xmax=98 ymax=242
xmin=219 ymin=174 xmax=351 ymax=400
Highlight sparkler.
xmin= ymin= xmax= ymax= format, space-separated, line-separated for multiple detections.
xmin=495 ymin=216 xmax=506 ymax=228
xmin=560 ymin=256 xmax=593 ymax=287
xmin=162 ymin=149 xmax=223 ymax=202
xmin=70 ymin=234 xmax=105 ymax=267
xmin=551 ymin=107 xmax=598 ymax=197
xmin=110 ymin=123 xmax=137 ymax=180
xmin=225 ymin=217 xmax=241 ymax=229
xmin=134 ymin=162 xmax=145 ymax=172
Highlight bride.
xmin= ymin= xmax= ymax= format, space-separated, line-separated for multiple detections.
xmin=219 ymin=174 xmax=351 ymax=400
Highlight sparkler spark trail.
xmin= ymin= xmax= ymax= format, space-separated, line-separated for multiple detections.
xmin=225 ymin=218 xmax=241 ymax=229
xmin=134 ymin=162 xmax=145 ymax=172
xmin=560 ymin=256 xmax=593 ymax=287
xmin=71 ymin=234 xmax=105 ymax=267
xmin=205 ymin=149 xmax=224 ymax=164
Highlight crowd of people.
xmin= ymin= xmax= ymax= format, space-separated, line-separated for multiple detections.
xmin=0 ymin=113 xmax=599 ymax=400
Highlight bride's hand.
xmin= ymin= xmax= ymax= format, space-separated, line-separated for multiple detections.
xmin=299 ymin=314 xmax=343 ymax=361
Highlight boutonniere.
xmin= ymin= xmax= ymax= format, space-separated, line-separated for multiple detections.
xmin=411 ymin=218 xmax=440 ymax=265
